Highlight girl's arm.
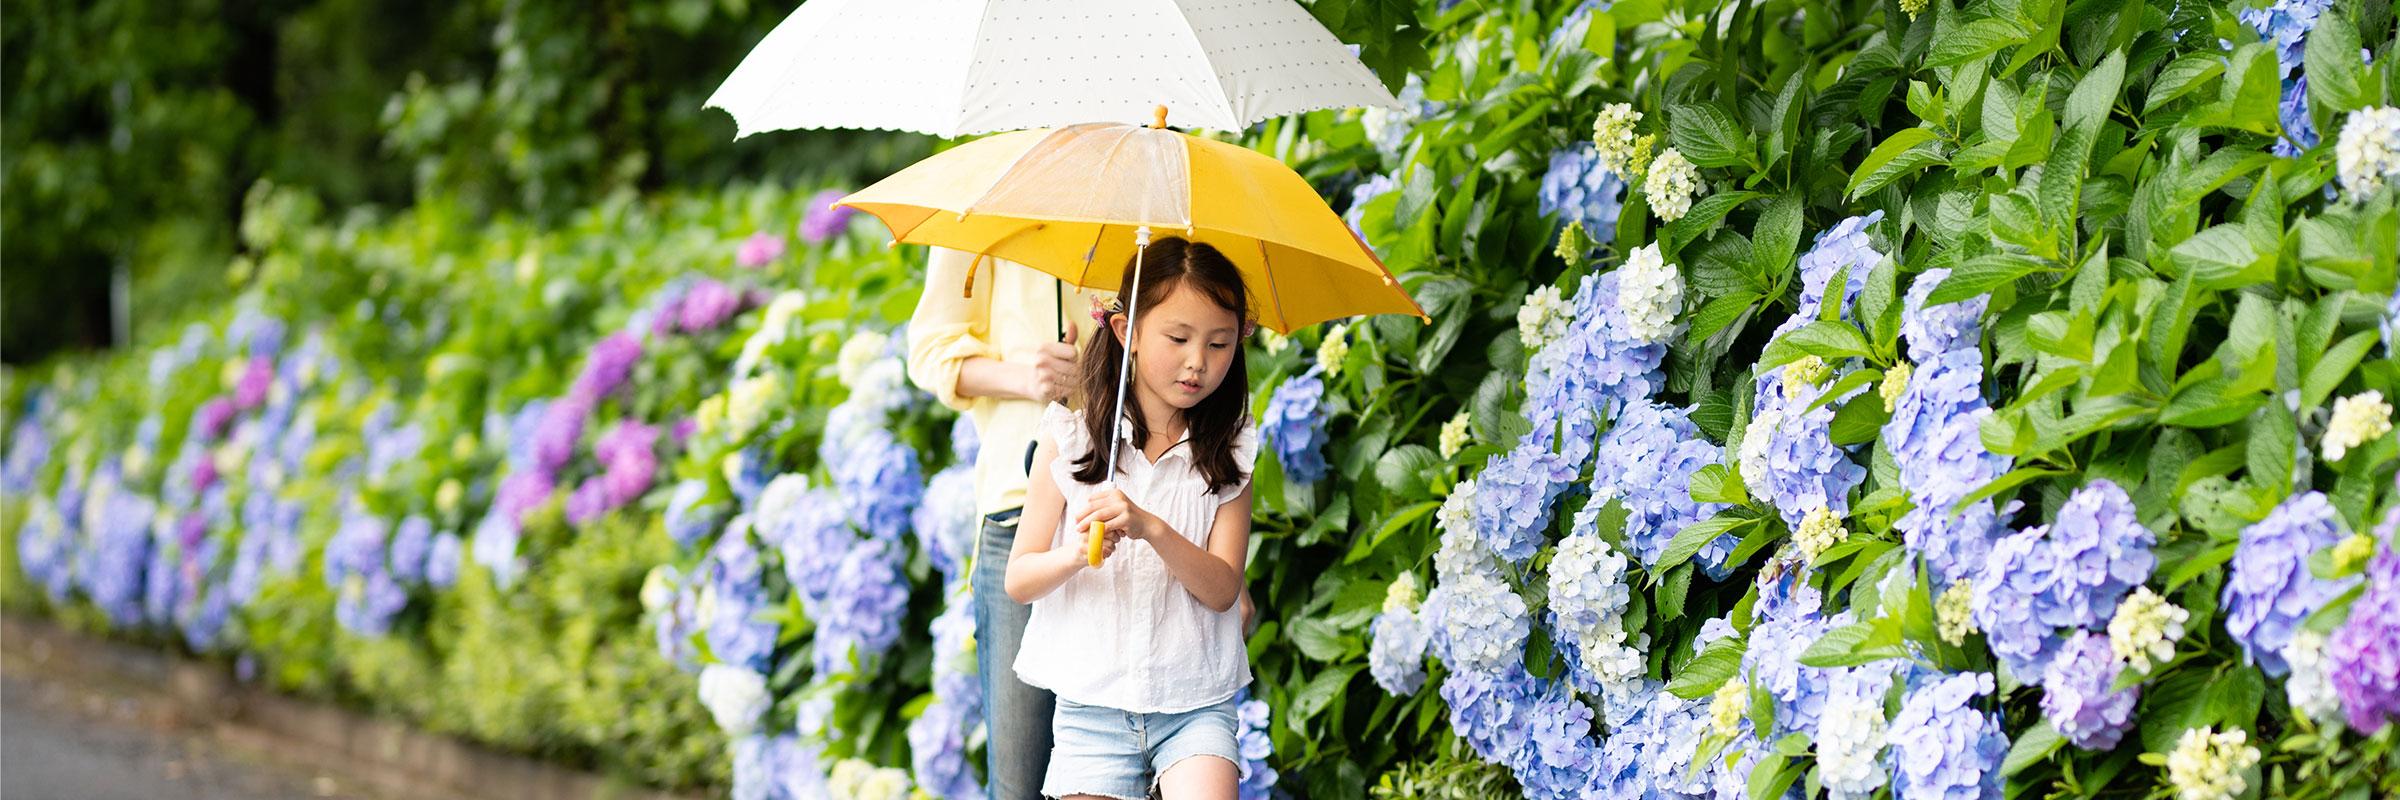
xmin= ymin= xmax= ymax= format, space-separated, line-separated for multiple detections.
xmin=1078 ymin=484 xmax=1251 ymax=613
xmin=1004 ymin=437 xmax=1120 ymax=603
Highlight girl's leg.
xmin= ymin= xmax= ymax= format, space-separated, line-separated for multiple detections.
xmin=1154 ymin=754 xmax=1238 ymax=800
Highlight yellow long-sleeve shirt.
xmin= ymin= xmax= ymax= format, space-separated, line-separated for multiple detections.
xmin=906 ymin=247 xmax=1104 ymax=516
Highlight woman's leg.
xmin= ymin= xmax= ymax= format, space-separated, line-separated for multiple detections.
xmin=973 ymin=511 xmax=1055 ymax=800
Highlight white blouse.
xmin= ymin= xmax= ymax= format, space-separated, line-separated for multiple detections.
xmin=1012 ymin=402 xmax=1258 ymax=714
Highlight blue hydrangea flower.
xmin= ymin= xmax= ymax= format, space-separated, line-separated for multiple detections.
xmin=1742 ymin=374 xmax=1868 ymax=527
xmin=1369 ymin=607 xmax=1431 ymax=695
xmin=1743 ymin=570 xmax=1838 ymax=737
xmin=424 ymin=532 xmax=462 ymax=590
xmin=1438 ymin=664 xmax=1601 ymax=800
xmin=2225 ymin=491 xmax=2357 ymax=676
xmin=813 ymin=538 xmax=911 ymax=676
xmin=83 ymin=489 xmax=155 ymax=628
xmin=1972 ymin=480 xmax=2156 ymax=681
xmin=915 ymin=464 xmax=980 ymax=583
xmin=780 ymin=488 xmax=857 ymax=609
xmin=821 ymin=419 xmax=923 ymax=542
xmin=704 ymin=524 xmax=781 ymax=672
xmin=2241 ymin=0 xmax=2330 ymax=80
xmin=17 ymin=500 xmax=74 ymax=603
xmin=1900 ymin=267 xmax=1988 ymax=363
xmin=1538 ymin=144 xmax=1626 ymax=248
xmin=1471 ymin=442 xmax=1580 ymax=563
xmin=1888 ymin=671 xmax=2006 ymax=800
xmin=389 ymin=515 xmax=433 ymax=585
xmin=1521 ymin=272 xmax=1667 ymax=468
xmin=471 ymin=509 xmax=525 ymax=589
xmin=1234 ymin=690 xmax=1279 ymax=800
xmin=1592 ymin=400 xmax=1733 ymax=574
xmin=1594 ymin=681 xmax=1713 ymax=799
xmin=1776 ymin=211 xmax=1884 ymax=340
xmin=1885 ymin=346 xmax=2013 ymax=586
xmin=1344 ymin=173 xmax=1398 ymax=243
xmin=336 ymin=570 xmax=409 ymax=636
xmin=1430 ymin=566 xmax=1531 ymax=674
xmin=1546 ymin=522 xmax=1641 ymax=697
xmin=666 ymin=479 xmax=726 ymax=550
xmin=906 ymin=698 xmax=981 ymax=800
xmin=2040 ymin=630 xmax=2139 ymax=750
xmin=143 ymin=525 xmax=184 ymax=627
xmin=1261 ymin=367 xmax=1331 ymax=485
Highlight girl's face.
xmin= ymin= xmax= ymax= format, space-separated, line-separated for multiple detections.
xmin=1113 ymin=280 xmax=1241 ymax=414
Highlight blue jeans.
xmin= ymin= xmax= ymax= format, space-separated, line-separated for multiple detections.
xmin=975 ymin=510 xmax=1054 ymax=800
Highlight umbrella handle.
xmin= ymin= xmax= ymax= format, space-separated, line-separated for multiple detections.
xmin=1088 ymin=520 xmax=1106 ymax=567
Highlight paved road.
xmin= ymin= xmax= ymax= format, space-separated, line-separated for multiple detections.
xmin=1 ymin=649 xmax=381 ymax=800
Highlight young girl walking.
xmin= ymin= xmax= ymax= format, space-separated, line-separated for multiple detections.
xmin=1004 ymin=236 xmax=1259 ymax=800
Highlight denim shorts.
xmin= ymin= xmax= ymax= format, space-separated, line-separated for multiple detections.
xmin=1041 ymin=697 xmax=1239 ymax=800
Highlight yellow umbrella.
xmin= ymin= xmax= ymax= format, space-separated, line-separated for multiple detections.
xmin=834 ymin=110 xmax=1426 ymax=335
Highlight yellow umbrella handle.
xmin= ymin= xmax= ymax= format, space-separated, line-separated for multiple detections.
xmin=1088 ymin=520 xmax=1106 ymax=567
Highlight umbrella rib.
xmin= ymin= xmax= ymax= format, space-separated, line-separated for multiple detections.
xmin=944 ymin=2 xmax=1004 ymax=137
xmin=1256 ymin=239 xmax=1291 ymax=334
xmin=1155 ymin=0 xmax=1239 ymax=129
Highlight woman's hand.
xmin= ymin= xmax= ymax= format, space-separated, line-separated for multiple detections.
xmin=1074 ymin=485 xmax=1161 ymax=542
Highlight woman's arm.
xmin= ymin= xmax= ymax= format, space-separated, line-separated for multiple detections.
xmin=1078 ymin=485 xmax=1251 ymax=613
xmin=1004 ymin=437 xmax=1120 ymax=603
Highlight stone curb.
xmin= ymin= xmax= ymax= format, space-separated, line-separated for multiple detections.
xmin=3 ymin=614 xmax=709 ymax=800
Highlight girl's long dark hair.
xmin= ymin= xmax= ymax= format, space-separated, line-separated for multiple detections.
xmin=1071 ymin=236 xmax=1252 ymax=495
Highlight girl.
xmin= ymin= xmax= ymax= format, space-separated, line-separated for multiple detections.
xmin=1004 ymin=236 xmax=1258 ymax=800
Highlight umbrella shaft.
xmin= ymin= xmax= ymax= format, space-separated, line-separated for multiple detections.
xmin=1103 ymin=227 xmax=1153 ymax=481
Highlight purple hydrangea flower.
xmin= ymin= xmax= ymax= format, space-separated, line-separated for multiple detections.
xmin=1369 ymin=607 xmax=1431 ymax=695
xmin=1886 ymin=346 xmax=2013 ymax=587
xmin=1235 ymin=690 xmax=1280 ymax=800
xmin=594 ymin=419 xmax=661 ymax=507
xmin=2327 ymin=537 xmax=2400 ymax=731
xmin=800 ymin=189 xmax=859 ymax=243
xmin=195 ymin=398 xmax=238 ymax=443
xmin=811 ymin=538 xmax=910 ymax=675
xmin=1889 ymin=671 xmax=2006 ymax=800
xmin=2041 ymin=631 xmax=2139 ymax=750
xmin=17 ymin=501 xmax=74 ymax=603
xmin=679 ymin=279 xmax=745 ymax=333
xmin=494 ymin=470 xmax=556 ymax=527
xmin=532 ymin=393 xmax=594 ymax=476
xmin=2225 ymin=491 xmax=2356 ymax=676
xmin=233 ymin=357 xmax=275 ymax=411
xmin=1592 ymin=400 xmax=1733 ymax=573
xmin=574 ymin=332 xmax=644 ymax=402
xmin=1261 ymin=367 xmax=1330 ymax=485
xmin=389 ymin=515 xmax=433 ymax=585
xmin=1537 ymin=144 xmax=1626 ymax=248
xmin=565 ymin=479 xmax=611 ymax=527
xmin=1471 ymin=442 xmax=1580 ymax=563
xmin=736 ymin=232 xmax=787 ymax=269
xmin=1972 ymin=480 xmax=2155 ymax=681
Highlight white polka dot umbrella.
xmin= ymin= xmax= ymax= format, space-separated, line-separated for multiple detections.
xmin=705 ymin=0 xmax=1402 ymax=138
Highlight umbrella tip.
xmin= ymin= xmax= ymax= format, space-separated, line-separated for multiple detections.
xmin=1151 ymin=105 xmax=1168 ymax=130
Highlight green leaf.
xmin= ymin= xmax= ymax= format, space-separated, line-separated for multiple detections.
xmin=1666 ymin=634 xmax=1748 ymax=699
xmin=1749 ymin=193 xmax=1805 ymax=281
xmin=1658 ymin=514 xmax=1752 ymax=572
xmin=2002 ymin=722 xmax=2065 ymax=776
xmin=1927 ymin=254 xmax=2049 ymax=305
xmin=2064 ymin=50 xmax=2126 ymax=136
xmin=1846 ymin=128 xmax=1945 ymax=201
xmin=1828 ymin=394 xmax=1891 ymax=445
xmin=2146 ymin=53 xmax=2225 ymax=113
xmin=1761 ymin=319 xmax=1872 ymax=368
xmin=2301 ymin=331 xmax=2376 ymax=413
xmin=2304 ymin=8 xmax=2369 ymax=119
xmin=1290 ymin=664 xmax=1363 ymax=725
xmin=1668 ymin=103 xmax=1755 ymax=168
xmin=1688 ymin=463 xmax=1750 ymax=505
xmin=1929 ymin=18 xmax=2029 ymax=67
xmin=1951 ymin=466 xmax=2066 ymax=513
xmin=1667 ymin=192 xmax=1762 ymax=252
xmin=1373 ymin=444 xmax=1442 ymax=500
xmin=1687 ymin=291 xmax=1761 ymax=345
xmin=1798 ymin=619 xmax=1907 ymax=667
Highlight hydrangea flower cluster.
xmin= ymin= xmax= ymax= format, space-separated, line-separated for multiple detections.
xmin=811 ymin=537 xmax=911 ymax=676
xmin=2239 ymin=0 xmax=2332 ymax=157
xmin=1885 ymin=344 xmax=2012 ymax=586
xmin=703 ymin=521 xmax=782 ymax=673
xmin=2339 ymin=106 xmax=2400 ymax=200
xmin=801 ymin=188 xmax=860 ymax=243
xmin=736 ymin=232 xmax=786 ymax=269
xmin=1470 ymin=442 xmax=1579 ymax=563
xmin=2283 ymin=628 xmax=2344 ymax=725
xmin=1431 ymin=564 xmax=1530 ymax=674
xmin=1437 ymin=664 xmax=1604 ymax=800
xmin=2327 ymin=539 xmax=2400 ymax=732
xmin=1545 ymin=529 xmax=1641 ymax=695
xmin=1743 ymin=214 xmax=1883 ymax=527
xmin=1537 ymin=143 xmax=1626 ymax=248
xmin=1521 ymin=271 xmax=1667 ymax=468
xmin=1743 ymin=571 xmax=1838 ymax=736
xmin=2322 ymin=390 xmax=2393 ymax=462
xmin=1592 ymin=682 xmax=1713 ymax=798
xmin=1234 ymin=690 xmax=1280 ymax=800
xmin=1614 ymin=244 xmax=1683 ymax=344
xmin=699 ymin=662 xmax=772 ymax=734
xmin=2165 ymin=727 xmax=2260 ymax=800
xmin=1816 ymin=665 xmax=1896 ymax=799
xmin=1370 ymin=574 xmax=1432 ymax=695
xmin=907 ymin=582 xmax=985 ymax=799
xmin=2040 ymin=630 xmax=2139 ymax=750
xmin=2224 ymin=491 xmax=2356 ymax=676
xmin=730 ymin=733 xmax=829 ymax=800
xmin=2107 ymin=586 xmax=2188 ymax=674
xmin=1260 ymin=367 xmax=1330 ymax=485
xmin=1887 ymin=671 xmax=2006 ymax=800
xmin=1641 ymin=147 xmax=1700 ymax=221
xmin=665 ymin=478 xmax=728 ymax=550
xmin=567 ymin=419 xmax=660 ymax=525
xmin=1589 ymin=103 xmax=1645 ymax=176
xmin=1359 ymin=74 xmax=1438 ymax=160
xmin=1589 ymin=400 xmax=1732 ymax=572
xmin=1516 ymin=285 xmax=1571 ymax=351
xmin=1343 ymin=173 xmax=1397 ymax=245
xmin=1972 ymin=480 xmax=2156 ymax=681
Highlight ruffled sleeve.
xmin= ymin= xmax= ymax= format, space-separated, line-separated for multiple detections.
xmin=1219 ymin=421 xmax=1261 ymax=505
xmin=1041 ymin=402 xmax=1091 ymax=462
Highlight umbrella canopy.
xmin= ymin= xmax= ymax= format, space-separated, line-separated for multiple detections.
xmin=836 ymin=117 xmax=1423 ymax=334
xmin=706 ymin=0 xmax=1400 ymax=138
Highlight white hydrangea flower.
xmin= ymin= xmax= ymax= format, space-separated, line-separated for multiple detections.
xmin=2166 ymin=727 xmax=2260 ymax=800
xmin=2107 ymin=586 xmax=2189 ymax=674
xmin=1438 ymin=412 xmax=1472 ymax=460
xmin=733 ymin=290 xmax=809 ymax=379
xmin=1816 ymin=674 xmax=1890 ymax=800
xmin=697 ymin=664 xmax=770 ymax=735
xmin=1617 ymin=243 xmax=1685 ymax=344
xmin=2322 ymin=390 xmax=2393 ymax=462
xmin=1384 ymin=572 xmax=1423 ymax=614
xmin=1880 ymin=361 xmax=1913 ymax=413
xmin=1591 ymin=103 xmax=1646 ymax=175
xmin=2336 ymin=106 xmax=2400 ymax=201
xmin=640 ymin=565 xmax=679 ymax=613
xmin=1438 ymin=568 xmax=1530 ymax=673
xmin=436 ymin=478 xmax=465 ymax=516
xmin=1937 ymin=580 xmax=1979 ymax=645
xmin=754 ymin=473 xmax=811 ymax=536
xmin=836 ymin=329 xmax=889 ymax=387
xmin=1738 ymin=405 xmax=1786 ymax=503
xmin=1548 ymin=532 xmax=1643 ymax=690
xmin=1643 ymin=146 xmax=1702 ymax=222
xmin=1517 ymin=285 xmax=1572 ymax=350
xmin=1434 ymin=479 xmax=1490 ymax=584
xmin=1708 ymin=678 xmax=1748 ymax=737
xmin=2281 ymin=629 xmax=2342 ymax=725
xmin=1318 ymin=323 xmax=1352 ymax=377
xmin=1795 ymin=504 xmax=1850 ymax=564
